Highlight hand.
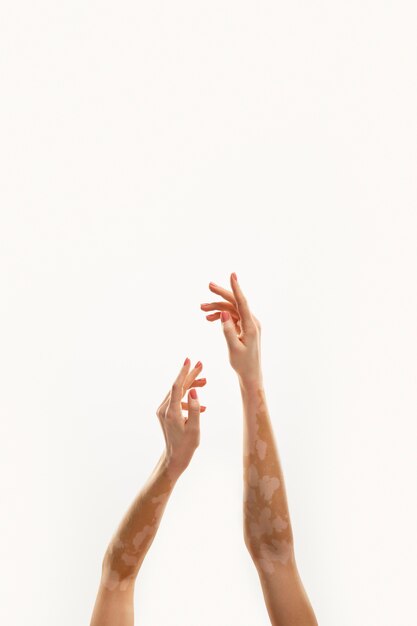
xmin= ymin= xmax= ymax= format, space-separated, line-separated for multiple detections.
xmin=156 ymin=358 xmax=206 ymax=476
xmin=200 ymin=273 xmax=262 ymax=385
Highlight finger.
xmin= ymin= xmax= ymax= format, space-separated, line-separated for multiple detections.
xmin=230 ymin=273 xmax=255 ymax=333
xmin=208 ymin=311 xmax=241 ymax=336
xmin=183 ymin=361 xmax=203 ymax=392
xmin=206 ymin=312 xmax=221 ymax=321
xmin=221 ymin=310 xmax=241 ymax=350
xmin=186 ymin=388 xmax=201 ymax=430
xmin=159 ymin=390 xmax=171 ymax=407
xmin=181 ymin=401 xmax=206 ymax=412
xmin=157 ymin=387 xmax=172 ymax=417
xmin=189 ymin=378 xmax=207 ymax=388
xmin=208 ymin=282 xmax=236 ymax=305
xmin=206 ymin=310 xmax=240 ymax=323
xmin=201 ymin=302 xmax=240 ymax=325
xmin=201 ymin=301 xmax=237 ymax=314
xmin=170 ymin=357 xmax=192 ymax=404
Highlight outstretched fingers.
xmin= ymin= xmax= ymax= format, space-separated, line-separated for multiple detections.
xmin=230 ymin=273 xmax=255 ymax=334
xmin=183 ymin=361 xmax=204 ymax=391
xmin=208 ymin=282 xmax=236 ymax=305
xmin=169 ymin=357 xmax=192 ymax=406
xmin=201 ymin=301 xmax=237 ymax=314
xmin=160 ymin=359 xmax=207 ymax=419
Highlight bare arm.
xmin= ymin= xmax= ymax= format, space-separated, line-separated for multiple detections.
xmin=201 ymin=274 xmax=317 ymax=626
xmin=240 ymin=379 xmax=317 ymax=625
xmin=90 ymin=358 xmax=206 ymax=626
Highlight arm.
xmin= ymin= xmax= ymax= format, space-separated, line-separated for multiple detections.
xmin=90 ymin=358 xmax=206 ymax=626
xmin=201 ymin=274 xmax=317 ymax=626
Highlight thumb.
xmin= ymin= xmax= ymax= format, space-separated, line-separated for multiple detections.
xmin=220 ymin=311 xmax=240 ymax=351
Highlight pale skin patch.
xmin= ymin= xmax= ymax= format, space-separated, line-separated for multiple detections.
xmin=243 ymin=387 xmax=293 ymax=566
xmin=259 ymin=558 xmax=275 ymax=574
xmin=103 ymin=569 xmax=121 ymax=591
xmin=258 ymin=475 xmax=280 ymax=501
xmin=257 ymin=540 xmax=293 ymax=575
xmin=119 ymin=578 xmax=132 ymax=592
xmin=272 ymin=515 xmax=288 ymax=532
xmin=248 ymin=464 xmax=259 ymax=487
xmin=256 ymin=439 xmax=267 ymax=460
xmin=121 ymin=552 xmax=138 ymax=566
xmin=151 ymin=494 xmax=167 ymax=504
xmin=270 ymin=539 xmax=293 ymax=564
xmin=133 ymin=525 xmax=154 ymax=550
xmin=249 ymin=507 xmax=288 ymax=540
xmin=102 ymin=456 xmax=177 ymax=591
xmin=249 ymin=507 xmax=273 ymax=540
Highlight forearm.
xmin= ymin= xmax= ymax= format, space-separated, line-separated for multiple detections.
xmin=203 ymin=274 xmax=317 ymax=624
xmin=102 ymin=452 xmax=181 ymax=590
xmin=240 ymin=375 xmax=294 ymax=566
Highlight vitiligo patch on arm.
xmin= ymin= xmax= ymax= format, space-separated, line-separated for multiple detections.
xmin=243 ymin=388 xmax=293 ymax=575
xmin=102 ymin=462 xmax=175 ymax=591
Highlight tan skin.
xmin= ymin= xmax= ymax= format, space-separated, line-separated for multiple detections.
xmin=90 ymin=274 xmax=317 ymax=625
xmin=90 ymin=358 xmax=206 ymax=626
xmin=202 ymin=273 xmax=317 ymax=625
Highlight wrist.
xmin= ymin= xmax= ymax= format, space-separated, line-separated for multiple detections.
xmin=162 ymin=450 xmax=187 ymax=482
xmin=238 ymin=372 xmax=264 ymax=393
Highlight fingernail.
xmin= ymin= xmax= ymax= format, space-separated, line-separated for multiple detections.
xmin=231 ymin=272 xmax=238 ymax=281
xmin=221 ymin=311 xmax=230 ymax=322
xmin=209 ymin=282 xmax=218 ymax=288
xmin=190 ymin=388 xmax=197 ymax=399
xmin=195 ymin=361 xmax=202 ymax=369
xmin=200 ymin=303 xmax=210 ymax=308
xmin=184 ymin=357 xmax=190 ymax=366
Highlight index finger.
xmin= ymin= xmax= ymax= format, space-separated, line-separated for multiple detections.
xmin=208 ymin=282 xmax=236 ymax=305
xmin=230 ymin=273 xmax=254 ymax=332
xmin=169 ymin=357 xmax=192 ymax=405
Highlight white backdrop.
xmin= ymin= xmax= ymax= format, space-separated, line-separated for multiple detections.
xmin=1 ymin=1 xmax=416 ymax=625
